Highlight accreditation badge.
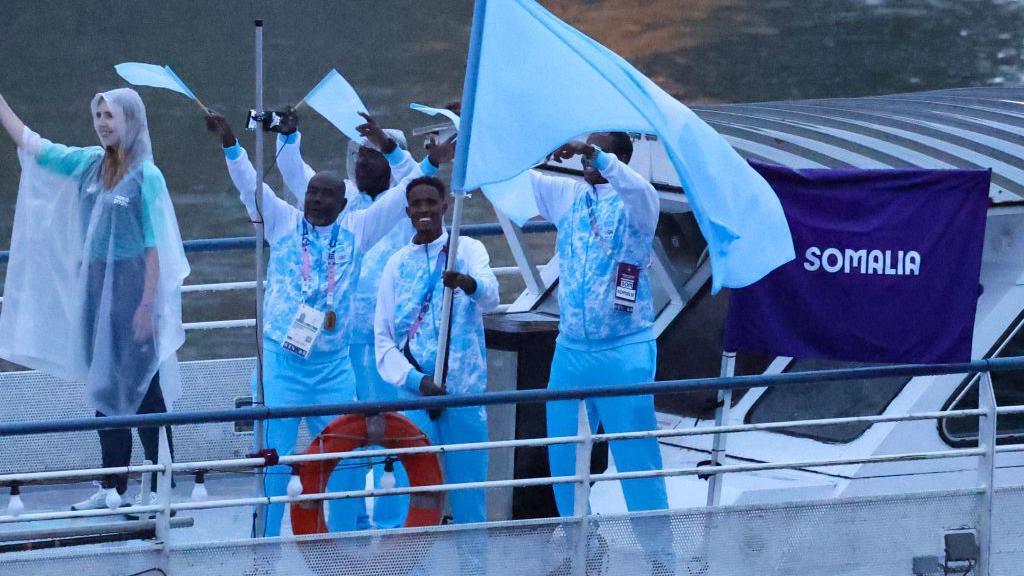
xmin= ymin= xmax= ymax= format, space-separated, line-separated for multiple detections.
xmin=282 ymin=304 xmax=325 ymax=358
xmin=613 ymin=262 xmax=640 ymax=313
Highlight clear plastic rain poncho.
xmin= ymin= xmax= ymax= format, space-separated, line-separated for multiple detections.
xmin=0 ymin=88 xmax=189 ymax=416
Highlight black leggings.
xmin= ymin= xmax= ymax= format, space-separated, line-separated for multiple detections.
xmin=96 ymin=374 xmax=175 ymax=494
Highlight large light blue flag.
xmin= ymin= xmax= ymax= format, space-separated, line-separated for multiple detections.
xmin=303 ymin=69 xmax=368 ymax=143
xmin=114 ymin=63 xmax=198 ymax=100
xmin=453 ymin=0 xmax=795 ymax=293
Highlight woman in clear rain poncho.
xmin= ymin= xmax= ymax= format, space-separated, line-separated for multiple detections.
xmin=0 ymin=88 xmax=189 ymax=510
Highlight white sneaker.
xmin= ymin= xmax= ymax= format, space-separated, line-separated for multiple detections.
xmin=125 ymin=491 xmax=175 ymax=519
xmin=71 ymin=484 xmax=125 ymax=511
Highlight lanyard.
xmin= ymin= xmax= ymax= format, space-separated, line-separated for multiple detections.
xmin=584 ymin=190 xmax=615 ymax=259
xmin=300 ymin=220 xmax=341 ymax=306
xmin=405 ymin=240 xmax=449 ymax=344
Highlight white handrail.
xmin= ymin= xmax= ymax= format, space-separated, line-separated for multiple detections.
xmin=0 ymin=406 xmax=991 ymax=486
xmin=0 ymin=446 xmax=986 ymax=525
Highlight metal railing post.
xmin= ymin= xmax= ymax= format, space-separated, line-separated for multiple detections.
xmin=495 ymin=211 xmax=545 ymax=296
xmin=572 ymin=400 xmax=593 ymax=576
xmin=251 ymin=17 xmax=268 ymax=540
xmin=707 ymin=351 xmax=736 ymax=506
xmin=977 ymin=371 xmax=997 ymax=576
xmin=155 ymin=427 xmax=174 ymax=572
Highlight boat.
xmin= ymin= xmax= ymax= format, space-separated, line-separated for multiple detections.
xmin=2 ymin=78 xmax=1023 ymax=576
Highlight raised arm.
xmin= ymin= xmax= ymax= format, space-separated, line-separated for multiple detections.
xmin=348 ymin=170 xmax=413 ymax=252
xmin=0 ymin=93 xmax=26 ymax=148
xmin=526 ymin=169 xmax=582 ymax=226
xmin=593 ymin=151 xmax=659 ymax=237
xmin=547 ymin=140 xmax=658 ymax=234
xmin=1 ymin=92 xmax=102 ymax=176
xmin=347 ymin=123 xmax=457 ymax=251
xmin=206 ymin=113 xmax=296 ymax=242
xmin=275 ymin=129 xmax=315 ymax=204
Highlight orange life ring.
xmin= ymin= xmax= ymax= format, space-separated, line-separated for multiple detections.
xmin=290 ymin=412 xmax=444 ymax=534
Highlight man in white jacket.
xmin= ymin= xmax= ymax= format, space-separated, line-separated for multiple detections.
xmin=204 ymin=112 xmax=454 ymax=536
xmin=274 ymin=110 xmax=450 ymax=529
xmin=375 ymin=175 xmax=498 ymax=525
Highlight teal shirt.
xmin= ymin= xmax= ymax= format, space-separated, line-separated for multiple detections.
xmin=36 ymin=141 xmax=164 ymax=255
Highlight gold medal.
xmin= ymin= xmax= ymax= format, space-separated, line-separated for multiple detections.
xmin=324 ymin=310 xmax=337 ymax=330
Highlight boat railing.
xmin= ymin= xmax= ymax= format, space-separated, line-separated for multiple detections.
xmin=0 ymin=222 xmax=559 ymax=323
xmin=0 ymin=356 xmax=1021 ymax=576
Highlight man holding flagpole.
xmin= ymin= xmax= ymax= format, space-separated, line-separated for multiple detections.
xmin=374 ymin=175 xmax=499 ymax=527
xmin=203 ymin=111 xmax=454 ymax=536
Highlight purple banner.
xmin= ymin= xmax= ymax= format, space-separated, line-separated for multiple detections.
xmin=724 ymin=163 xmax=990 ymax=364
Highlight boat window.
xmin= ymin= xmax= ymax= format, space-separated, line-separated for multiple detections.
xmin=655 ymin=283 xmax=772 ymax=420
xmin=942 ymin=321 xmax=1024 ymax=446
xmin=654 ymin=210 xmax=707 ymax=287
xmin=745 ymin=358 xmax=910 ymax=443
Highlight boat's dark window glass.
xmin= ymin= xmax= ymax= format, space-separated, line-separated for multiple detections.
xmin=654 ymin=211 xmax=707 ymax=286
xmin=655 ymin=283 xmax=772 ymax=420
xmin=746 ymin=358 xmax=910 ymax=443
xmin=942 ymin=326 xmax=1024 ymax=445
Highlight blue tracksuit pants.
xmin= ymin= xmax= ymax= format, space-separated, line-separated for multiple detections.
xmin=404 ymin=406 xmax=489 ymax=524
xmin=255 ymin=346 xmax=364 ymax=537
xmin=545 ymin=339 xmax=667 ymax=515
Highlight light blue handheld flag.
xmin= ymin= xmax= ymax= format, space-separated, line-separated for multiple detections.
xmin=301 ymin=70 xmax=368 ymax=143
xmin=114 ymin=62 xmax=208 ymax=113
xmin=452 ymin=0 xmax=795 ymax=292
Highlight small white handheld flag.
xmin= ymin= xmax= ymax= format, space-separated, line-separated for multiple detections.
xmin=301 ymin=70 xmax=369 ymax=143
xmin=114 ymin=62 xmax=208 ymax=113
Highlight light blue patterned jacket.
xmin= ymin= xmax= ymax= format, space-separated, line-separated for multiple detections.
xmin=223 ymin=144 xmax=420 ymax=356
xmin=274 ymin=131 xmax=425 ymax=345
xmin=375 ymin=232 xmax=499 ymax=395
xmin=529 ymin=152 xmax=659 ymax=351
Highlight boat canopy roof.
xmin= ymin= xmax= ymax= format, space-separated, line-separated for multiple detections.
xmin=693 ymin=86 xmax=1024 ymax=203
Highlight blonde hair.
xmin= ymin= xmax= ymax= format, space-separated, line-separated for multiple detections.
xmin=90 ymin=88 xmax=152 ymax=189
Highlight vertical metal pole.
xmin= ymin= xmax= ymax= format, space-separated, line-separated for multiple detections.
xmin=572 ymin=400 xmax=592 ymax=576
xmin=495 ymin=210 xmax=544 ymax=295
xmin=977 ymin=371 xmax=997 ymax=576
xmin=140 ymin=458 xmax=152 ymax=504
xmin=707 ymin=351 xmax=735 ymax=506
xmin=252 ymin=18 xmax=268 ymax=539
xmin=155 ymin=428 xmax=173 ymax=571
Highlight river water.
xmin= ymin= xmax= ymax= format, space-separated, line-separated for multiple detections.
xmin=1 ymin=0 xmax=1022 ymax=362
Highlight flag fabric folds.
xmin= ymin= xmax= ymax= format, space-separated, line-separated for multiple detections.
xmin=114 ymin=63 xmax=198 ymax=100
xmin=724 ymin=163 xmax=990 ymax=364
xmin=453 ymin=0 xmax=794 ymax=292
xmin=303 ymin=69 xmax=369 ymax=144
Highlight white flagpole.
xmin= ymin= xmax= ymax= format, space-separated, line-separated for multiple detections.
xmin=433 ymin=0 xmax=488 ymax=391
